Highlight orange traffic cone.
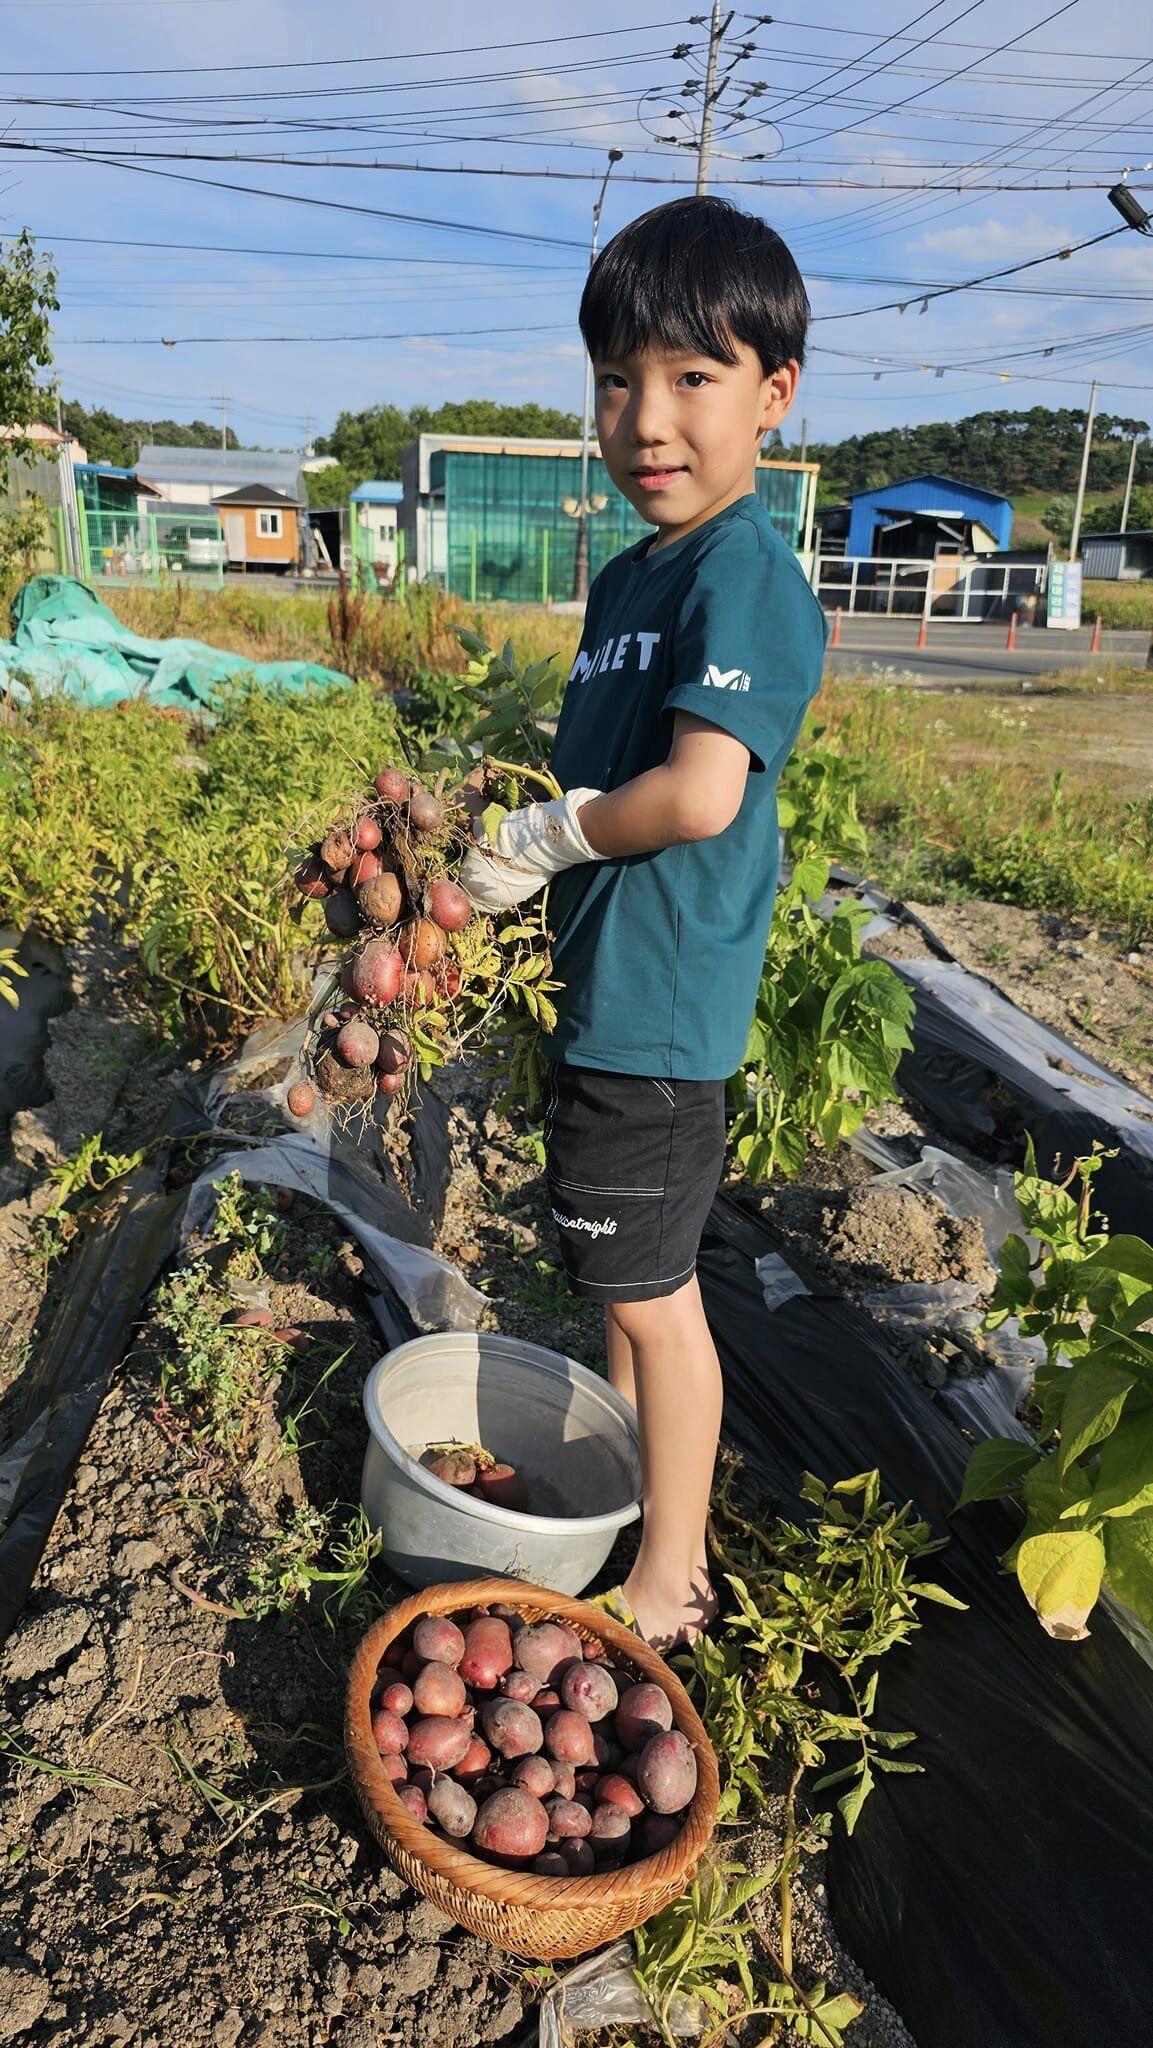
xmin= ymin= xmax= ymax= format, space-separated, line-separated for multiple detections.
xmin=1090 ymin=614 xmax=1102 ymax=654
xmin=916 ymin=612 xmax=928 ymax=650
xmin=831 ymin=605 xmax=842 ymax=647
xmin=1006 ymin=611 xmax=1018 ymax=650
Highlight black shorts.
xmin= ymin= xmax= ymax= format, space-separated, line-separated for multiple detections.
xmin=542 ymin=1062 xmax=727 ymax=1304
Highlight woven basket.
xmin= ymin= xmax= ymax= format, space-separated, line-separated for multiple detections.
xmin=345 ymin=1576 xmax=719 ymax=1960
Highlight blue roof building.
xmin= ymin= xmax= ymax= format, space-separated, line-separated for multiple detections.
xmin=845 ymin=472 xmax=1013 ymax=560
xmin=349 ymin=480 xmax=403 ymax=505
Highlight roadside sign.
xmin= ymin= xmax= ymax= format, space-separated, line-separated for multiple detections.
xmin=1047 ymin=559 xmax=1083 ymax=629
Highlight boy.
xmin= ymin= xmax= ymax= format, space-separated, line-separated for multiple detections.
xmin=460 ymin=194 xmax=827 ymax=1650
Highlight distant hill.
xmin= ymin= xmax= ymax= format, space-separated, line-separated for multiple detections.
xmin=58 ymin=400 xmax=241 ymax=469
xmin=805 ymin=407 xmax=1151 ymax=503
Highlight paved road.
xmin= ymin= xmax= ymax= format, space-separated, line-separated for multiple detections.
xmin=821 ymin=617 xmax=1150 ymax=683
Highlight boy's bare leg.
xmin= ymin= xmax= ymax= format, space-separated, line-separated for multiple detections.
xmin=605 ymin=1305 xmax=638 ymax=1410
xmin=606 ymin=1279 xmax=721 ymax=1650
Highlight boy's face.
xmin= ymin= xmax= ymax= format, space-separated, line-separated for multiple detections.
xmin=593 ymin=335 xmax=799 ymax=535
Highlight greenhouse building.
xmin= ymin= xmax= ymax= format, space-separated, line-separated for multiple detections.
xmin=398 ymin=435 xmax=819 ymax=604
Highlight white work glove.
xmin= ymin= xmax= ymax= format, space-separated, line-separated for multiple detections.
xmin=458 ymin=786 xmax=604 ymax=913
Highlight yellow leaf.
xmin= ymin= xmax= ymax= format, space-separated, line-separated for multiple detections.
xmin=1016 ymin=1527 xmax=1105 ymax=1640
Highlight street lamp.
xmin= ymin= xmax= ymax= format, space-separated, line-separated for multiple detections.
xmin=572 ymin=149 xmax=623 ymax=603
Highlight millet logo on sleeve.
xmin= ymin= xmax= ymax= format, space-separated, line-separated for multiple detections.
xmin=701 ymin=664 xmax=751 ymax=692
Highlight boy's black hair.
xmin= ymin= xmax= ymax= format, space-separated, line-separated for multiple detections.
xmin=579 ymin=194 xmax=809 ymax=377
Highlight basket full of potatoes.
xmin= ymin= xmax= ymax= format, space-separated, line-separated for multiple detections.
xmin=344 ymin=1577 xmax=719 ymax=1959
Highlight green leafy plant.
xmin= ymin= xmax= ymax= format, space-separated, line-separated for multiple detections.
xmin=729 ymin=876 xmax=914 ymax=1182
xmin=0 ymin=942 xmax=28 ymax=1010
xmin=956 ymin=1141 xmax=1153 ymax=1639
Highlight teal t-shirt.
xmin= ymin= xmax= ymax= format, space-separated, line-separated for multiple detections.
xmin=545 ymin=491 xmax=828 ymax=1081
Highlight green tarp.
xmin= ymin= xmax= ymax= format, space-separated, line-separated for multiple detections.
xmin=0 ymin=575 xmax=347 ymax=708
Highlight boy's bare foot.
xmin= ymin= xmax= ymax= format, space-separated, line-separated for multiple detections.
xmin=620 ymin=1570 xmax=719 ymax=1653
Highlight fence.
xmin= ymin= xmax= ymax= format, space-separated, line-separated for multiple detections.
xmin=813 ymin=553 xmax=1046 ymax=621
xmin=77 ymin=502 xmax=226 ymax=588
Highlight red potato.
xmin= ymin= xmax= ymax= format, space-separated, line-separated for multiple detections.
xmin=638 ymin=1813 xmax=680 ymax=1857
xmin=413 ymin=1615 xmax=466 ymax=1668
xmin=510 ymin=1756 xmax=555 ymax=1800
xmin=543 ymin=1711 xmax=596 ymax=1769
xmin=474 ymin=1464 xmax=530 ymax=1514
xmin=379 ymin=1680 xmax=414 ymax=1719
xmin=421 ymin=1449 xmax=476 ymax=1489
xmin=550 ymin=1763 xmax=577 ymax=1802
xmin=533 ymin=1688 xmax=561 ymax=1719
xmin=396 ymin=1784 xmax=427 ymax=1823
xmin=427 ymin=1778 xmax=477 ymax=1840
xmin=428 ymin=877 xmax=473 ymax=933
xmin=377 ymin=1072 xmax=403 ymax=1098
xmin=459 ymin=1617 xmax=515 ymax=1690
xmin=560 ymin=1838 xmax=595 ymax=1876
xmin=480 ymin=1698 xmax=544 ymax=1762
xmin=375 ymin=1030 xmax=410 ymax=1076
xmin=412 ymin=1661 xmax=467 ymax=1720
xmin=615 ymin=1683 xmax=674 ymax=1752
xmin=532 ymin=1851 xmax=569 ymax=1877
xmin=336 ymin=1020 xmax=379 ymax=1069
xmin=372 ymin=1663 xmax=406 ymax=1691
xmin=408 ymin=790 xmax=444 ymax=833
xmin=350 ymin=939 xmax=404 ymax=1006
xmin=375 ymin=767 xmax=410 ymax=804
xmin=561 ymin=1663 xmax=618 ymax=1724
xmin=456 ymin=1735 xmax=492 ymax=1786
xmin=349 ymin=847 xmax=385 ymax=889
xmin=398 ymin=918 xmax=446 ymax=970
xmin=405 ymin=1716 xmax=473 ymax=1773
xmin=515 ymin=1624 xmax=575 ymax=1687
xmin=590 ymin=1802 xmax=631 ymax=1850
xmin=370 ymin=1707 xmax=407 ymax=1757
xmin=489 ymin=1603 xmax=525 ymax=1636
xmin=637 ymin=1730 xmax=698 ymax=1816
xmin=545 ymin=1797 xmax=591 ymax=1841
xmin=354 ymin=815 xmax=383 ymax=851
xmin=597 ymin=1773 xmax=645 ymax=1819
xmin=472 ymin=1788 xmax=548 ymax=1866
xmin=573 ymin=1768 xmax=600 ymax=1798
xmin=379 ymin=1752 xmax=408 ymax=1786
xmin=500 ymin=1668 xmax=541 ymax=1706
xmin=286 ymin=1083 xmax=316 ymax=1118
xmin=401 ymin=966 xmax=438 ymax=1006
xmin=357 ymin=870 xmax=404 ymax=928
xmin=399 ymin=1647 xmax=423 ymax=1682
xmin=294 ymin=855 xmax=331 ymax=899
xmin=321 ymin=829 xmax=353 ymax=875
xmin=592 ymin=1731 xmax=621 ymax=1770
xmin=323 ymin=889 xmax=362 ymax=940
xmin=433 ymin=958 xmax=462 ymax=1001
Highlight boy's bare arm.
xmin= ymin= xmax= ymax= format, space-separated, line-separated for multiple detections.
xmin=576 ymin=712 xmax=750 ymax=857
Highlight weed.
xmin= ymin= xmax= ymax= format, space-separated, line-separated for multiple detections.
xmin=27 ymin=1131 xmax=149 ymax=1269
xmin=0 ymin=1719 xmax=130 ymax=1794
xmin=244 ymin=1502 xmax=383 ymax=1627
xmin=151 ymin=1261 xmax=280 ymax=1456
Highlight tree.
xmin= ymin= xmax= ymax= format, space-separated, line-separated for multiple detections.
xmin=315 ymin=397 xmax=583 ymax=489
xmin=0 ymin=230 xmax=59 ymax=490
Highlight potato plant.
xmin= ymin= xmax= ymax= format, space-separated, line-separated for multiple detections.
xmin=956 ymin=1141 xmax=1153 ymax=1639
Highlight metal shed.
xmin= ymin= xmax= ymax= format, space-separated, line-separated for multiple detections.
xmin=845 ymin=472 xmax=1013 ymax=561
xmin=1080 ymin=530 xmax=1153 ymax=580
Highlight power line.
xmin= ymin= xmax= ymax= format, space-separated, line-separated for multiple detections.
xmin=61 ymin=322 xmax=574 ymax=346
xmin=812 ymin=224 xmax=1129 ymax=321
xmin=0 ymin=229 xmax=577 ymax=270
xmin=0 ymin=19 xmax=692 ymax=78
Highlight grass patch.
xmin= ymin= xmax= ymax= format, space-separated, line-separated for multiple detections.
xmin=819 ymin=674 xmax=1153 ymax=943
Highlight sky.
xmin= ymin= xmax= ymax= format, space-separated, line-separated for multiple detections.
xmin=2 ymin=0 xmax=1151 ymax=454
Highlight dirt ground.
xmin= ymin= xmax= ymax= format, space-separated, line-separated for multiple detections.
xmin=4 ymin=889 xmax=1148 ymax=2048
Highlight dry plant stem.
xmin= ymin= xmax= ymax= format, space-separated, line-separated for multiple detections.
xmin=746 ymin=1932 xmax=845 ymax=2048
xmin=779 ymin=1759 xmax=805 ymax=1977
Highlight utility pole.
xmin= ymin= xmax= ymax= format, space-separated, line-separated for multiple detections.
xmin=216 ymin=393 xmax=232 ymax=453
xmin=799 ymin=416 xmax=808 ymax=465
xmin=304 ymin=411 xmax=314 ymax=459
xmin=1068 ymin=379 xmax=1098 ymax=562
xmin=696 ymin=3 xmax=733 ymax=195
xmin=53 ymin=377 xmax=63 ymax=436
xmin=1120 ymin=430 xmax=1141 ymax=533
xmin=572 ymin=149 xmax=623 ymax=604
